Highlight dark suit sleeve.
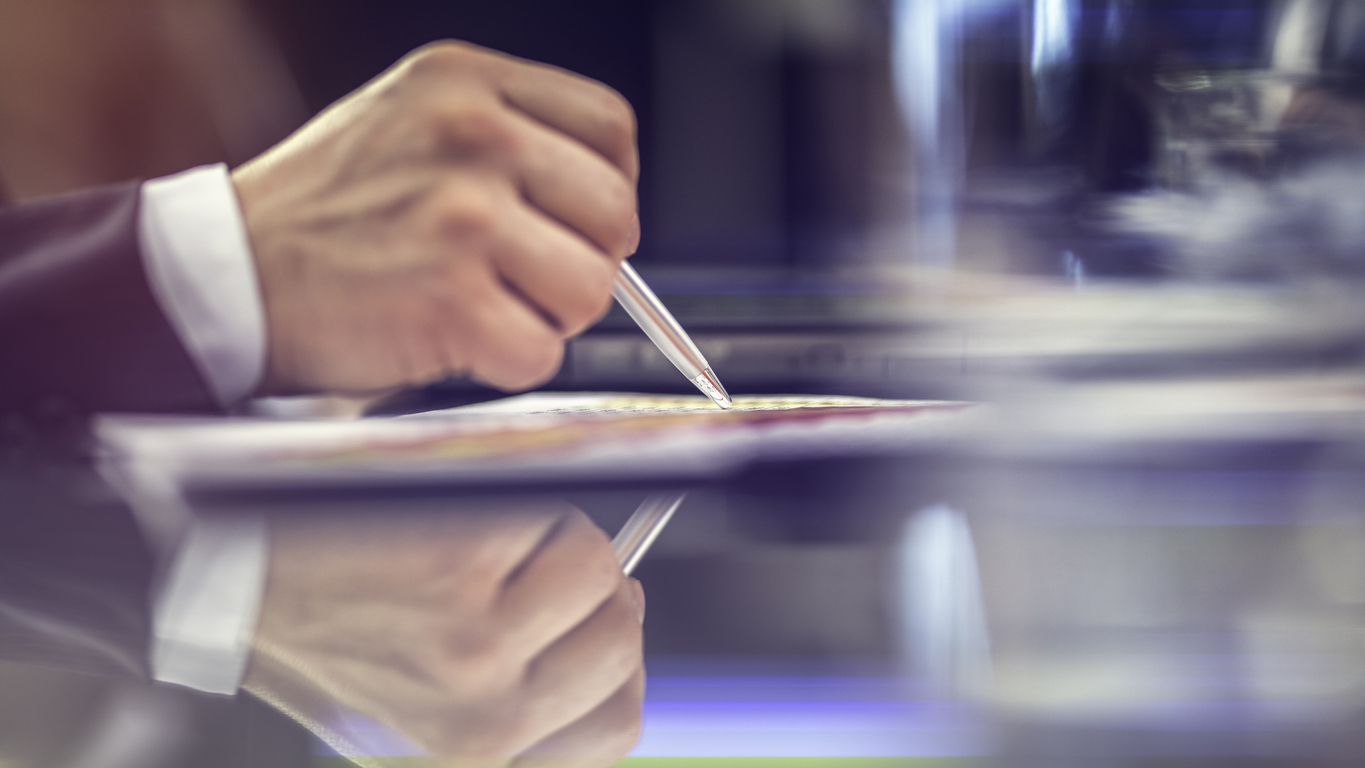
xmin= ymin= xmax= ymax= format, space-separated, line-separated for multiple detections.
xmin=0 ymin=181 xmax=218 ymax=415
xmin=0 ymin=464 xmax=153 ymax=679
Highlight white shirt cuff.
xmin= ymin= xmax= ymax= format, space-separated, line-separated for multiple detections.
xmin=139 ymin=164 xmax=266 ymax=406
xmin=151 ymin=515 xmax=268 ymax=695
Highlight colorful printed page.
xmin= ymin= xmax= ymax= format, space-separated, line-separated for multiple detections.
xmin=428 ymin=393 xmax=925 ymax=417
xmin=99 ymin=393 xmax=978 ymax=488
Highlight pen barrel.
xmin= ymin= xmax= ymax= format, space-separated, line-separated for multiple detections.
xmin=612 ymin=262 xmax=708 ymax=379
xmin=613 ymin=491 xmax=687 ymax=575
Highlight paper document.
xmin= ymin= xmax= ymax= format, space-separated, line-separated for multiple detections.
xmin=436 ymin=392 xmax=921 ymax=416
xmin=98 ymin=393 xmax=977 ymax=490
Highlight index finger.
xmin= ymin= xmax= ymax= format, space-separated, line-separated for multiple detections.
xmin=496 ymin=59 xmax=639 ymax=184
xmin=496 ymin=508 xmax=624 ymax=657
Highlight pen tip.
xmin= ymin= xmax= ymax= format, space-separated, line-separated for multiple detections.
xmin=692 ymin=369 xmax=732 ymax=410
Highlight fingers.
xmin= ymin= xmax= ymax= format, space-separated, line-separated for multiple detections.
xmin=509 ymin=110 xmax=637 ymax=261
xmin=484 ymin=116 xmax=633 ymax=337
xmin=408 ymin=41 xmax=637 ymax=258
xmin=251 ymin=504 xmax=645 ymax=767
xmin=240 ymin=37 xmax=640 ymax=396
xmin=424 ymin=230 xmax=587 ymax=391
xmin=497 ymin=60 xmax=639 ymax=185
xmin=492 ymin=205 xmax=616 ymax=337
xmin=406 ymin=40 xmax=638 ymax=184
xmin=382 ymin=43 xmax=640 ymax=392
xmin=514 ymin=667 xmax=645 ymax=768
xmin=519 ymin=578 xmax=643 ymax=740
xmin=496 ymin=509 xmax=623 ymax=658
xmin=416 ymin=112 xmax=629 ymax=376
xmin=424 ymin=137 xmax=624 ymax=371
xmin=454 ymin=277 xmax=565 ymax=390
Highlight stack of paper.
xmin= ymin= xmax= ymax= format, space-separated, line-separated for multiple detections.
xmin=97 ymin=393 xmax=978 ymax=490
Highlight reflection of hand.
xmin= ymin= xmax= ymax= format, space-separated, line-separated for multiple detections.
xmin=232 ymin=41 xmax=639 ymax=396
xmin=242 ymin=503 xmax=645 ymax=767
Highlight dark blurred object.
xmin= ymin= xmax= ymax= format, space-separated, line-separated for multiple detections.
xmin=0 ymin=182 xmax=227 ymax=419
xmin=1105 ymin=0 xmax=1365 ymax=280
xmin=0 ymin=459 xmax=152 ymax=680
xmin=254 ymin=0 xmax=899 ymax=272
xmin=973 ymin=0 xmax=1365 ymax=280
xmin=0 ymin=0 xmax=304 ymax=202
xmin=0 ymin=453 xmax=311 ymax=768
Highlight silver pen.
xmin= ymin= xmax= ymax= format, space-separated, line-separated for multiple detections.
xmin=612 ymin=491 xmax=687 ymax=575
xmin=612 ymin=261 xmax=732 ymax=409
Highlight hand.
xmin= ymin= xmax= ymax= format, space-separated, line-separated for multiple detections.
xmin=242 ymin=502 xmax=645 ymax=768
xmin=231 ymin=41 xmax=640 ymax=395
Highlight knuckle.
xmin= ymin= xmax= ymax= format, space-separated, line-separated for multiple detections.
xmin=464 ymin=104 xmax=520 ymax=156
xmin=441 ymin=630 xmax=525 ymax=693
xmin=433 ymin=184 xmax=501 ymax=242
xmin=405 ymin=39 xmax=481 ymax=74
xmin=429 ymin=100 xmax=520 ymax=159
xmin=563 ymin=505 xmax=609 ymax=546
xmin=544 ymin=512 xmax=618 ymax=595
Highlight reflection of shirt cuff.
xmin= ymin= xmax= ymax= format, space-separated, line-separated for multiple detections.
xmin=139 ymin=164 xmax=266 ymax=406
xmin=151 ymin=515 xmax=268 ymax=695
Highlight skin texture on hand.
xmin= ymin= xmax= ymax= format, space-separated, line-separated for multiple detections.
xmin=242 ymin=502 xmax=645 ymax=768
xmin=231 ymin=41 xmax=641 ymax=396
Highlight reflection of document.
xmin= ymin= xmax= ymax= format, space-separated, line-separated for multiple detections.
xmin=98 ymin=393 xmax=977 ymax=490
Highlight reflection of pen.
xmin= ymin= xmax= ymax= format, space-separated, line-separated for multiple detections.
xmin=613 ymin=491 xmax=686 ymax=575
xmin=613 ymin=262 xmax=732 ymax=409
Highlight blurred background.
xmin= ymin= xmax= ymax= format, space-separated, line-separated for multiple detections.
xmin=8 ymin=0 xmax=1365 ymax=766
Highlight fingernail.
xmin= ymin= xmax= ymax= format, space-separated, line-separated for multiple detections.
xmin=626 ymin=213 xmax=641 ymax=256
xmin=629 ymin=578 xmax=645 ymax=624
